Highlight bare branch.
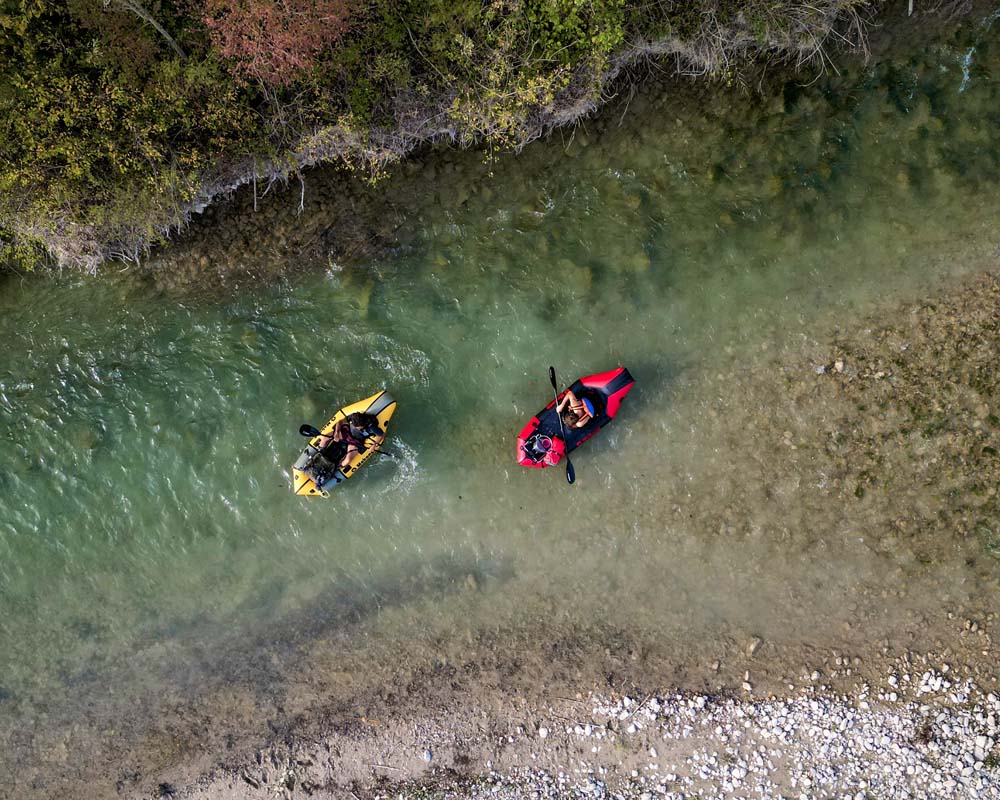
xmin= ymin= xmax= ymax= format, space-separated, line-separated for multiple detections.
xmin=105 ymin=0 xmax=187 ymax=60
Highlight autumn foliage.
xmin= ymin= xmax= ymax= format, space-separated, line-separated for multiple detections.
xmin=202 ymin=0 xmax=351 ymax=87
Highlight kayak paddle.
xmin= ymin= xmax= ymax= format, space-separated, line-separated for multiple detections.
xmin=548 ymin=366 xmax=576 ymax=485
xmin=298 ymin=423 xmax=399 ymax=458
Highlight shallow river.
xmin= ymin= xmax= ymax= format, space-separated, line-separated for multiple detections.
xmin=2 ymin=8 xmax=1000 ymax=788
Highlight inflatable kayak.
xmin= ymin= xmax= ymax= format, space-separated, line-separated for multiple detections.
xmin=292 ymin=390 xmax=396 ymax=497
xmin=517 ymin=367 xmax=635 ymax=468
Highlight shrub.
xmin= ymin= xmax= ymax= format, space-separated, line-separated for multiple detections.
xmin=202 ymin=0 xmax=351 ymax=88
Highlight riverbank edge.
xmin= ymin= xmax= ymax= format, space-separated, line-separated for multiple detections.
xmin=6 ymin=0 xmax=972 ymax=275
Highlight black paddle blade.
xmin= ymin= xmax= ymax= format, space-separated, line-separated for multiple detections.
xmin=566 ymin=458 xmax=576 ymax=485
xmin=299 ymin=424 xmax=322 ymax=437
xmin=548 ymin=365 xmax=558 ymax=390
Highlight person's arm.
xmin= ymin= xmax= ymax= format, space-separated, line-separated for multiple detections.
xmin=332 ymin=420 xmax=348 ymax=441
xmin=556 ymin=389 xmax=578 ymax=413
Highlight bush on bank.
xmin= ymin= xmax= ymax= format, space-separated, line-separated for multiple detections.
xmin=1 ymin=0 xmax=873 ymax=272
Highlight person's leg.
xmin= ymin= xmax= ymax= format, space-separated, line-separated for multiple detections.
xmin=339 ymin=444 xmax=358 ymax=468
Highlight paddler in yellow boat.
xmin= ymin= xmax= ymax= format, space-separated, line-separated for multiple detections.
xmin=315 ymin=412 xmax=383 ymax=470
xmin=293 ymin=390 xmax=397 ymax=496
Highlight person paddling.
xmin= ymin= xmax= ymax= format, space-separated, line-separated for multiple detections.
xmin=315 ymin=420 xmax=360 ymax=469
xmin=316 ymin=412 xmax=382 ymax=469
xmin=555 ymin=388 xmax=595 ymax=429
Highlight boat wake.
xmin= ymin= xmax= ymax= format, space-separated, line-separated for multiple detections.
xmin=371 ymin=437 xmax=421 ymax=497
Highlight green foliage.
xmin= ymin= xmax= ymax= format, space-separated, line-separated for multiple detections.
xmin=0 ymin=0 xmax=258 ymax=268
xmin=0 ymin=233 xmax=47 ymax=272
xmin=524 ymin=0 xmax=625 ymax=62
xmin=346 ymin=77 xmax=379 ymax=124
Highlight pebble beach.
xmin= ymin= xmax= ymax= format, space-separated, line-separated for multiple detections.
xmin=179 ymin=658 xmax=1000 ymax=799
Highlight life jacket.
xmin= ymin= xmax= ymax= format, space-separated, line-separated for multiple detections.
xmin=566 ymin=395 xmax=595 ymax=423
xmin=346 ymin=412 xmax=381 ymax=443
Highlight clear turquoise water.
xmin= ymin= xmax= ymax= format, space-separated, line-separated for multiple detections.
xmin=1 ymin=9 xmax=999 ymax=775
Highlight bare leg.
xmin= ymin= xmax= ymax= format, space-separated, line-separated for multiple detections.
xmin=339 ymin=444 xmax=358 ymax=469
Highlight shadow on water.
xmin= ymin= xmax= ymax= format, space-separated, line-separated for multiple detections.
xmin=619 ymin=358 xmax=686 ymax=417
xmin=55 ymin=547 xmax=515 ymax=703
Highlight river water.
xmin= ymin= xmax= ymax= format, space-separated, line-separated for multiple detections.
xmin=2 ymin=9 xmax=1000 ymax=792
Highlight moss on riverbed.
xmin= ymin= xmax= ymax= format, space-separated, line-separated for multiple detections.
xmin=665 ymin=270 xmax=1000 ymax=574
xmin=820 ymin=274 xmax=1000 ymax=559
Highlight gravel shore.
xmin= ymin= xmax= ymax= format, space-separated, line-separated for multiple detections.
xmin=177 ymin=658 xmax=1000 ymax=799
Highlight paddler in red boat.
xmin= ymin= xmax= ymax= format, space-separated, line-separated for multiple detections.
xmin=555 ymin=388 xmax=595 ymax=429
xmin=516 ymin=366 xmax=635 ymax=483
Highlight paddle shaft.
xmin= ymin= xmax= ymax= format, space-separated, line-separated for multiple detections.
xmin=548 ymin=366 xmax=576 ymax=485
xmin=299 ymin=423 xmax=399 ymax=458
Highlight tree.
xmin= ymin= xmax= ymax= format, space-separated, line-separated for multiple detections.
xmin=201 ymin=0 xmax=350 ymax=88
